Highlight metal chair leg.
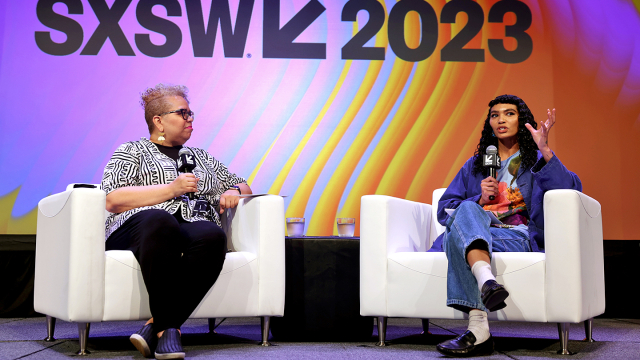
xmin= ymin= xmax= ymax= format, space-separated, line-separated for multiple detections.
xmin=557 ymin=322 xmax=574 ymax=355
xmin=76 ymin=323 xmax=91 ymax=355
xmin=208 ymin=318 xmax=217 ymax=334
xmin=376 ymin=317 xmax=387 ymax=346
xmin=583 ymin=318 xmax=595 ymax=342
xmin=44 ymin=316 xmax=56 ymax=341
xmin=421 ymin=318 xmax=430 ymax=335
xmin=260 ymin=316 xmax=272 ymax=346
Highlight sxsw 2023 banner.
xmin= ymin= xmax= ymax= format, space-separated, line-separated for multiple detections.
xmin=1 ymin=0 xmax=639 ymax=239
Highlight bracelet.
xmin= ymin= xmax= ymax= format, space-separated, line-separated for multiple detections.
xmin=230 ymin=185 xmax=241 ymax=195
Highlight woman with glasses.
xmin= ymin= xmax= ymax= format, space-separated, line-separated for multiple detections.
xmin=101 ymin=84 xmax=251 ymax=359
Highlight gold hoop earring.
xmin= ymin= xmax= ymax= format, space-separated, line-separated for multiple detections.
xmin=157 ymin=132 xmax=166 ymax=145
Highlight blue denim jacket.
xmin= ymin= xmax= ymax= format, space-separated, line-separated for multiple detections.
xmin=430 ymin=152 xmax=582 ymax=252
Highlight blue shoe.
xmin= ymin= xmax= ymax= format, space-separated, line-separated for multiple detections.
xmin=130 ymin=323 xmax=156 ymax=358
xmin=154 ymin=328 xmax=185 ymax=360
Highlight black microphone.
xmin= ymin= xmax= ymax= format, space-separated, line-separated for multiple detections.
xmin=483 ymin=145 xmax=501 ymax=200
xmin=177 ymin=148 xmax=196 ymax=200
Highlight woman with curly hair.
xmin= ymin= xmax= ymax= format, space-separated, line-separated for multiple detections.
xmin=429 ymin=95 xmax=582 ymax=357
xmin=101 ymin=84 xmax=252 ymax=359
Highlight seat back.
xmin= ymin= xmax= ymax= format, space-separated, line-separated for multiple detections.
xmin=431 ymin=188 xmax=447 ymax=237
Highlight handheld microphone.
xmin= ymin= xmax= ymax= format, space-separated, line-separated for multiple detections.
xmin=177 ymin=148 xmax=196 ymax=200
xmin=483 ymin=145 xmax=501 ymax=200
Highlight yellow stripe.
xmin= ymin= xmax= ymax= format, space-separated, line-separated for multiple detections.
xmin=0 ymin=188 xmax=37 ymax=234
xmin=310 ymin=59 xmax=414 ymax=235
xmin=286 ymin=60 xmax=384 ymax=220
xmin=267 ymin=61 xmax=353 ymax=196
xmin=246 ymin=125 xmax=285 ymax=186
xmin=335 ymin=6 xmax=447 ymax=234
xmin=308 ymin=9 xmax=423 ymax=235
xmin=287 ymin=3 xmax=390 ymax=228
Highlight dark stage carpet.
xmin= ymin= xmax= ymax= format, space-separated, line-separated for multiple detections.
xmin=1 ymin=317 xmax=639 ymax=359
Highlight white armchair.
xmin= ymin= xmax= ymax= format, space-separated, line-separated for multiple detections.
xmin=35 ymin=184 xmax=285 ymax=354
xmin=360 ymin=189 xmax=604 ymax=354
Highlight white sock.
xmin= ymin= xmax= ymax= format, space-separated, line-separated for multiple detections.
xmin=471 ymin=260 xmax=495 ymax=292
xmin=467 ymin=309 xmax=490 ymax=344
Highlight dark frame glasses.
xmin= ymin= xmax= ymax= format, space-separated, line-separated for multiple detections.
xmin=159 ymin=108 xmax=194 ymax=120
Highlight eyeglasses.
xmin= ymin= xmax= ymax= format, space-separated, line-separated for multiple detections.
xmin=159 ymin=108 xmax=195 ymax=121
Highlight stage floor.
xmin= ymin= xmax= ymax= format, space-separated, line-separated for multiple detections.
xmin=1 ymin=317 xmax=639 ymax=359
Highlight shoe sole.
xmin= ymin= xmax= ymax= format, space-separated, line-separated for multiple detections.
xmin=155 ymin=351 xmax=186 ymax=359
xmin=436 ymin=346 xmax=494 ymax=357
xmin=436 ymin=339 xmax=495 ymax=357
xmin=130 ymin=334 xmax=152 ymax=358
xmin=483 ymin=287 xmax=509 ymax=312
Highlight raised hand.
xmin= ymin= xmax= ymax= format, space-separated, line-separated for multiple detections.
xmin=525 ymin=108 xmax=555 ymax=152
xmin=525 ymin=108 xmax=555 ymax=162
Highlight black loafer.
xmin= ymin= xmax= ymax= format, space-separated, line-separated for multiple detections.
xmin=481 ymin=279 xmax=509 ymax=312
xmin=155 ymin=328 xmax=185 ymax=360
xmin=436 ymin=330 xmax=494 ymax=357
xmin=129 ymin=323 xmax=156 ymax=358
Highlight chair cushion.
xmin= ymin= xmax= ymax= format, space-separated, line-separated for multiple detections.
xmin=386 ymin=252 xmax=547 ymax=321
xmin=103 ymin=250 xmax=258 ymax=321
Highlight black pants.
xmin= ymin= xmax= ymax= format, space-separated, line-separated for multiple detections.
xmin=106 ymin=209 xmax=227 ymax=333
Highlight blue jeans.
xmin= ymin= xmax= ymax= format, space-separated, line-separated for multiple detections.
xmin=443 ymin=201 xmax=531 ymax=313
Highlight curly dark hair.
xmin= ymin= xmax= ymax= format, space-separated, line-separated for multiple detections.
xmin=472 ymin=94 xmax=538 ymax=175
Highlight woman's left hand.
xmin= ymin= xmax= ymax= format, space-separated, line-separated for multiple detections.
xmin=219 ymin=190 xmax=240 ymax=214
xmin=525 ymin=108 xmax=555 ymax=162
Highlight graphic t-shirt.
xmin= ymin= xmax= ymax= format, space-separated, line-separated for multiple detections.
xmin=483 ymin=150 xmax=529 ymax=232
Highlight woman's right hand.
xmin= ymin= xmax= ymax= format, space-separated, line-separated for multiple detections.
xmin=479 ymin=176 xmax=499 ymax=206
xmin=106 ymin=174 xmax=199 ymax=213
xmin=170 ymin=173 xmax=199 ymax=197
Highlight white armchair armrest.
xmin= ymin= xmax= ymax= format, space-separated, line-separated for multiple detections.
xmin=544 ymin=190 xmax=605 ymax=322
xmin=35 ymin=188 xmax=107 ymax=322
xmin=360 ymin=195 xmax=434 ymax=315
xmin=222 ymin=195 xmax=285 ymax=316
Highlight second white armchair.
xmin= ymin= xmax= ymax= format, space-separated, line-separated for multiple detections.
xmin=360 ymin=189 xmax=605 ymax=354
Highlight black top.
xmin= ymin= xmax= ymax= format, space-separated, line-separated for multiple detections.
xmin=153 ymin=143 xmax=183 ymax=162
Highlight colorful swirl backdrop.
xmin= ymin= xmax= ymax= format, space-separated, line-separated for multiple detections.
xmin=1 ymin=0 xmax=639 ymax=240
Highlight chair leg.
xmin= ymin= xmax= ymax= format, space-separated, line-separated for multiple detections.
xmin=208 ymin=318 xmax=217 ymax=334
xmin=421 ymin=318 xmax=430 ymax=335
xmin=557 ymin=322 xmax=574 ymax=355
xmin=583 ymin=318 xmax=595 ymax=342
xmin=260 ymin=316 xmax=272 ymax=346
xmin=44 ymin=316 xmax=56 ymax=341
xmin=376 ymin=317 xmax=387 ymax=346
xmin=76 ymin=323 xmax=91 ymax=355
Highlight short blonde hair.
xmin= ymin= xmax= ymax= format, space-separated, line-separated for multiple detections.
xmin=140 ymin=84 xmax=190 ymax=133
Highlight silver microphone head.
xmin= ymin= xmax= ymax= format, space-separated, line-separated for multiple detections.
xmin=486 ymin=145 xmax=498 ymax=155
xmin=178 ymin=147 xmax=191 ymax=156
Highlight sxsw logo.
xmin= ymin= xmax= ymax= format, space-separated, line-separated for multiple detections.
xmin=177 ymin=154 xmax=195 ymax=169
xmin=35 ymin=0 xmax=534 ymax=63
xmin=483 ymin=154 xmax=500 ymax=167
xmin=35 ymin=0 xmax=327 ymax=58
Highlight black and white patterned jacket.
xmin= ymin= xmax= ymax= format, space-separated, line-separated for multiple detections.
xmin=101 ymin=137 xmax=246 ymax=239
